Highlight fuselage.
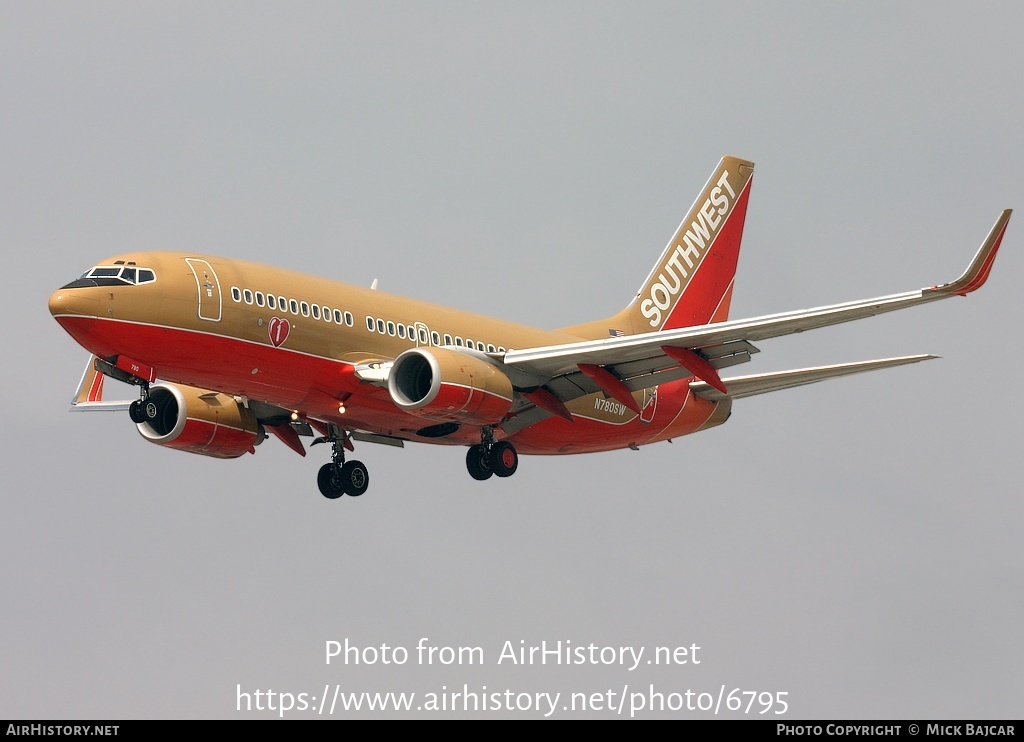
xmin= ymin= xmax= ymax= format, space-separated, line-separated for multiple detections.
xmin=49 ymin=251 xmax=730 ymax=455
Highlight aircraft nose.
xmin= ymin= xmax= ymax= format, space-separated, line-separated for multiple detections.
xmin=49 ymin=283 xmax=103 ymax=313
xmin=48 ymin=289 xmax=66 ymax=318
xmin=49 ymin=287 xmax=99 ymax=333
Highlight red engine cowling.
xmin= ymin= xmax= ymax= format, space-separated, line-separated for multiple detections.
xmin=388 ymin=347 xmax=514 ymax=425
xmin=136 ymin=384 xmax=265 ymax=459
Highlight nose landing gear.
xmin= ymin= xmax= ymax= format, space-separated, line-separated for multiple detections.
xmin=129 ymin=389 xmax=161 ymax=425
xmin=128 ymin=397 xmax=147 ymax=424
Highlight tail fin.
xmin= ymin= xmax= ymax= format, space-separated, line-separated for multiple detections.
xmin=626 ymin=156 xmax=754 ymax=332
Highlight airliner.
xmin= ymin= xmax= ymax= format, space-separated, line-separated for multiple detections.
xmin=48 ymin=157 xmax=1011 ymax=499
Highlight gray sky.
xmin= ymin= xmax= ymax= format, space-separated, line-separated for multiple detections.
xmin=3 ymin=1 xmax=1022 ymax=719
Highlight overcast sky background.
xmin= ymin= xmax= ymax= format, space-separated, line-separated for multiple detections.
xmin=3 ymin=2 xmax=1022 ymax=719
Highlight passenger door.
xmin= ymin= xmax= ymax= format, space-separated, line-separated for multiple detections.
xmin=185 ymin=258 xmax=222 ymax=322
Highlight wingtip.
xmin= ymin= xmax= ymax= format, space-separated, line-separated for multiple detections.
xmin=930 ymin=210 xmax=1011 ymax=296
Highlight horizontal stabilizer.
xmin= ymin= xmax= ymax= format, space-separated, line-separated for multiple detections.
xmin=690 ymin=355 xmax=937 ymax=401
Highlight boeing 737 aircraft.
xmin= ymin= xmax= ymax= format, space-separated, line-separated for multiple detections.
xmin=48 ymin=157 xmax=1011 ymax=499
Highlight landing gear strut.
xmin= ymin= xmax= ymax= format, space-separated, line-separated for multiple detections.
xmin=466 ymin=427 xmax=518 ymax=481
xmin=313 ymin=427 xmax=369 ymax=499
xmin=128 ymin=381 xmax=152 ymax=424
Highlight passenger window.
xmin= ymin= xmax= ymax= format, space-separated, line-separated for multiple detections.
xmin=344 ymin=312 xmax=353 ymax=327
xmin=311 ymin=304 xmax=320 ymax=319
xmin=386 ymin=321 xmax=396 ymax=336
xmin=376 ymin=319 xmax=385 ymax=334
xmin=300 ymin=302 xmax=309 ymax=317
xmin=366 ymin=317 xmax=375 ymax=332
xmin=267 ymin=295 xmax=276 ymax=310
xmin=397 ymin=324 xmax=406 ymax=339
xmin=255 ymin=292 xmax=265 ymax=307
xmin=289 ymin=299 xmax=298 ymax=314
xmin=243 ymin=289 xmax=253 ymax=305
xmin=431 ymin=331 xmax=440 ymax=346
xmin=231 ymin=287 xmax=241 ymax=302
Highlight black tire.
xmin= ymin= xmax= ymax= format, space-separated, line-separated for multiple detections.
xmin=317 ymin=463 xmax=345 ymax=499
xmin=143 ymin=398 xmax=160 ymax=421
xmin=340 ymin=460 xmax=369 ymax=497
xmin=128 ymin=400 xmax=146 ymax=424
xmin=490 ymin=441 xmax=518 ymax=478
xmin=466 ymin=444 xmax=493 ymax=481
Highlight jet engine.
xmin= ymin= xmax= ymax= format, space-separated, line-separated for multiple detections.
xmin=388 ymin=347 xmax=513 ymax=425
xmin=136 ymin=383 xmax=265 ymax=459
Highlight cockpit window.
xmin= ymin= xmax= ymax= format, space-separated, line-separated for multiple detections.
xmin=64 ymin=265 xmax=157 ymax=289
xmin=85 ymin=266 xmax=156 ymax=284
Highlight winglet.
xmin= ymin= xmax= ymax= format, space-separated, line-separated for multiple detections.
xmin=930 ymin=209 xmax=1011 ymax=296
xmin=69 ymin=355 xmax=133 ymax=411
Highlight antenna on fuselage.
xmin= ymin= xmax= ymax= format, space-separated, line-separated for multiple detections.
xmin=370 ymin=279 xmax=378 ymax=291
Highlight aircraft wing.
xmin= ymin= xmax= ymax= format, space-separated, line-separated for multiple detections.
xmin=501 ymin=210 xmax=1010 ymax=402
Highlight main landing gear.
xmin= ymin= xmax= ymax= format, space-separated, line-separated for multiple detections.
xmin=466 ymin=427 xmax=519 ymax=481
xmin=312 ymin=427 xmax=369 ymax=499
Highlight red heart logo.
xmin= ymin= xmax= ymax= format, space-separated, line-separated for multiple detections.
xmin=268 ymin=317 xmax=290 ymax=347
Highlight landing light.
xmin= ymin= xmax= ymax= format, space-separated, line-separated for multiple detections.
xmin=338 ymin=403 xmax=347 ymax=414
xmin=290 ymin=411 xmax=299 ymax=422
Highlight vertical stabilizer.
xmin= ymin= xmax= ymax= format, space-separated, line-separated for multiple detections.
xmin=627 ymin=156 xmax=754 ymax=332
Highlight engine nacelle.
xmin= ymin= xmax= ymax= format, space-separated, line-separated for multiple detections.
xmin=137 ymin=383 xmax=264 ymax=459
xmin=388 ymin=347 xmax=514 ymax=425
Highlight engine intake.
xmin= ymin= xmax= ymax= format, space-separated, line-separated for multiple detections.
xmin=137 ymin=384 xmax=264 ymax=459
xmin=388 ymin=347 xmax=513 ymax=425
